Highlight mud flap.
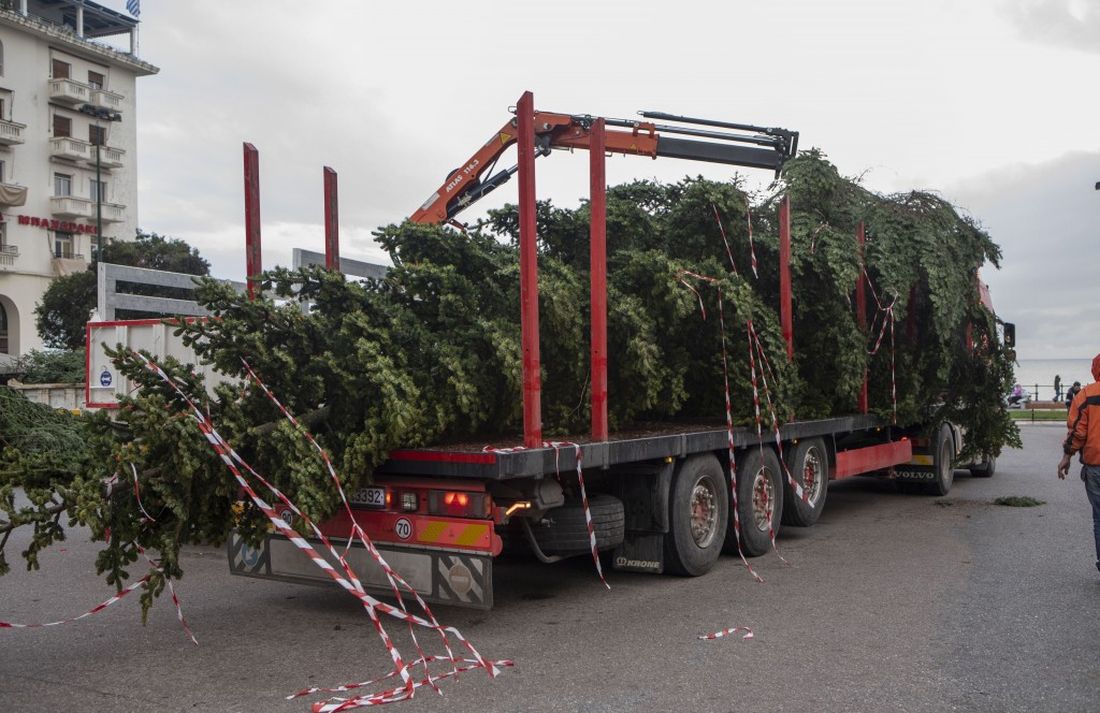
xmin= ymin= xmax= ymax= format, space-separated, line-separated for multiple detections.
xmin=227 ymin=531 xmax=493 ymax=610
xmin=611 ymin=533 xmax=665 ymax=574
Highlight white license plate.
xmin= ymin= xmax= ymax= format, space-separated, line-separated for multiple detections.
xmin=350 ymin=486 xmax=386 ymax=508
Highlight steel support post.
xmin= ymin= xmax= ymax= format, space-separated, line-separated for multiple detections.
xmin=779 ymin=195 xmax=794 ymax=361
xmin=516 ymin=91 xmax=542 ymax=448
xmin=243 ymin=143 xmax=262 ymax=301
xmin=589 ymin=117 xmax=609 ymax=441
xmin=856 ymin=221 xmax=869 ymax=413
xmin=323 ymin=166 xmax=340 ymax=271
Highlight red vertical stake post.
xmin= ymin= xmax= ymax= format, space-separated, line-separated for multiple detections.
xmin=778 ymin=195 xmax=794 ymax=361
xmin=589 ymin=118 xmax=609 ymax=441
xmin=856 ymin=221 xmax=869 ymax=413
xmin=243 ymin=143 xmax=262 ymax=301
xmin=323 ymin=166 xmax=340 ymax=271
xmin=516 ymin=91 xmax=542 ymax=448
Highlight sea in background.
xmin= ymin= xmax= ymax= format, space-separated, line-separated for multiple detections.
xmin=1013 ymin=358 xmax=1093 ymax=401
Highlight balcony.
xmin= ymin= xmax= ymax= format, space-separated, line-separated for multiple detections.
xmin=0 ymin=244 xmax=17 ymax=268
xmin=50 ymin=195 xmax=94 ymax=219
xmin=0 ymin=118 xmax=26 ymax=145
xmin=98 ymin=202 xmax=125 ymax=223
xmin=88 ymin=144 xmax=125 ymax=169
xmin=48 ymin=78 xmax=90 ymax=105
xmin=89 ymin=88 xmax=124 ymax=113
xmin=50 ymin=136 xmax=91 ymax=161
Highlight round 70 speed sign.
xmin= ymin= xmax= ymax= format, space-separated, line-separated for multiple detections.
xmin=394 ymin=517 xmax=413 ymax=541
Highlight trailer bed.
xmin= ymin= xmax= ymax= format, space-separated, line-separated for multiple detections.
xmin=378 ymin=414 xmax=887 ymax=480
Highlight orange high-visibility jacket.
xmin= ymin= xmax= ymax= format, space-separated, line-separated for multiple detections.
xmin=1064 ymin=355 xmax=1100 ymax=465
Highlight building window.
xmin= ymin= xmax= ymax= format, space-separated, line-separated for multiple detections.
xmin=53 ymin=114 xmax=71 ymax=138
xmin=0 ymin=159 xmax=6 ymax=183
xmin=89 ymin=124 xmax=106 ymax=146
xmin=52 ymin=59 xmax=70 ymax=79
xmin=0 ymin=299 xmax=8 ymax=354
xmin=54 ymin=172 xmax=72 ymax=197
xmin=90 ymin=180 xmax=107 ymax=202
xmin=54 ymin=232 xmax=74 ymax=259
xmin=88 ymin=71 xmax=105 ymax=89
xmin=0 ymin=39 xmax=4 ymax=77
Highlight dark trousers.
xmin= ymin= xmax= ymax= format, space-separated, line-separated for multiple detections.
xmin=1085 ymin=464 xmax=1100 ymax=572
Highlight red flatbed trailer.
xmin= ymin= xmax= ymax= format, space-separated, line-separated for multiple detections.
xmin=119 ymin=91 xmax=966 ymax=610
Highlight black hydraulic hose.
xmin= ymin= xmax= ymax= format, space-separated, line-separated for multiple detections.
xmin=520 ymin=517 xmax=567 ymax=564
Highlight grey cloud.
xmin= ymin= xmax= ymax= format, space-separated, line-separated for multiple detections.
xmin=946 ymin=149 xmax=1100 ymax=358
xmin=1004 ymin=0 xmax=1100 ymax=54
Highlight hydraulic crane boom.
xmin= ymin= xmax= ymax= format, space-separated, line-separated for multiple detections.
xmin=410 ymin=107 xmax=797 ymax=225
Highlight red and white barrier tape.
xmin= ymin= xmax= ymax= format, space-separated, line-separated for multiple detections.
xmin=699 ymin=626 xmax=754 ymax=641
xmin=745 ymin=320 xmax=785 ymax=564
xmin=241 ymin=359 xmax=450 ymax=690
xmin=747 ymin=322 xmax=810 ymax=508
xmin=0 ymin=573 xmax=151 ymax=630
xmin=1 ymin=461 xmax=196 ymax=643
xmin=862 ymin=270 xmax=898 ymax=424
xmin=746 ymin=207 xmax=758 ymax=278
xmin=483 ymin=441 xmax=609 ymax=590
xmin=129 ymin=461 xmax=158 ymax=523
xmin=133 ymin=352 xmax=507 ymax=709
xmin=546 ymin=441 xmax=609 ymax=590
xmin=677 ymin=271 xmax=763 ymax=584
xmin=711 ymin=204 xmax=739 ymax=275
xmin=135 ymin=543 xmax=198 ymax=646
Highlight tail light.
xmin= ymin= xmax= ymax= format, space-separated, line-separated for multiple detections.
xmin=428 ymin=490 xmax=490 ymax=518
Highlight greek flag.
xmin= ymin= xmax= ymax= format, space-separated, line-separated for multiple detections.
xmin=126 ymin=0 xmax=140 ymax=18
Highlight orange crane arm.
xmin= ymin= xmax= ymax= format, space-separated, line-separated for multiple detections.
xmin=410 ymin=107 xmax=794 ymax=225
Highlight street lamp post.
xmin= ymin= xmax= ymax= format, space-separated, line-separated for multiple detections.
xmin=95 ymin=142 xmax=102 ymax=262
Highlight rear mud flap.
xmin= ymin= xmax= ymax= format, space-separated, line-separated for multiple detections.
xmin=228 ymin=532 xmax=493 ymax=610
xmin=612 ymin=533 xmax=665 ymax=574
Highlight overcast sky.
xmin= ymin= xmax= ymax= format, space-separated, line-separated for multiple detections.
xmin=112 ymin=0 xmax=1099 ymax=359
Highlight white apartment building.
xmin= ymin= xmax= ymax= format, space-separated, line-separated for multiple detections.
xmin=0 ymin=0 xmax=156 ymax=357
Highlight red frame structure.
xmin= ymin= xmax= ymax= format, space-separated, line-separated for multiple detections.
xmin=323 ymin=166 xmax=340 ymax=271
xmin=516 ymin=92 xmax=543 ymax=448
xmin=778 ymin=196 xmax=793 ymax=360
xmin=243 ymin=143 xmax=262 ymax=301
xmin=589 ymin=118 xmax=609 ymax=441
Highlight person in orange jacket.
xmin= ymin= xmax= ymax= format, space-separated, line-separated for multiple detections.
xmin=1057 ymin=353 xmax=1100 ymax=573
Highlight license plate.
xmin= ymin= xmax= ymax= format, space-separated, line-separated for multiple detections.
xmin=350 ymin=486 xmax=386 ymax=508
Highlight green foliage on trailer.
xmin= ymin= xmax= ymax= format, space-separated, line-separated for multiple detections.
xmin=0 ymin=153 xmax=1019 ymax=617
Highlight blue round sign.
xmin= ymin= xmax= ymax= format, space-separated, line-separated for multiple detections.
xmin=99 ymin=368 xmax=113 ymax=387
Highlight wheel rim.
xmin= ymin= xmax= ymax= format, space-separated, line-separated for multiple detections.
xmin=752 ymin=467 xmax=775 ymax=532
xmin=689 ymin=475 xmax=719 ymax=548
xmin=802 ymin=447 xmax=824 ymax=506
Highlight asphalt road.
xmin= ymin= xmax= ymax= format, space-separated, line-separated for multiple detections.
xmin=2 ymin=424 xmax=1097 ymax=712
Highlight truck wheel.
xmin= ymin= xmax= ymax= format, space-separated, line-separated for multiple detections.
xmin=969 ymin=456 xmax=996 ymax=478
xmin=531 ymin=495 xmax=625 ymax=555
xmin=724 ymin=447 xmax=784 ymax=557
xmin=664 ymin=454 xmax=729 ymax=576
xmin=926 ymin=424 xmax=955 ymax=496
xmin=781 ymin=438 xmax=828 ymax=527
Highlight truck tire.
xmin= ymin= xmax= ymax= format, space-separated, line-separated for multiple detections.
xmin=664 ymin=454 xmax=729 ymax=576
xmin=969 ymin=456 xmax=996 ymax=478
xmin=926 ymin=424 xmax=955 ymax=496
xmin=781 ymin=437 xmax=828 ymax=527
xmin=724 ymin=447 xmax=784 ymax=557
xmin=530 ymin=495 xmax=625 ymax=555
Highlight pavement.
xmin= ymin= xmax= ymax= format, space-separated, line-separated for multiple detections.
xmin=2 ymin=423 xmax=1097 ymax=712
